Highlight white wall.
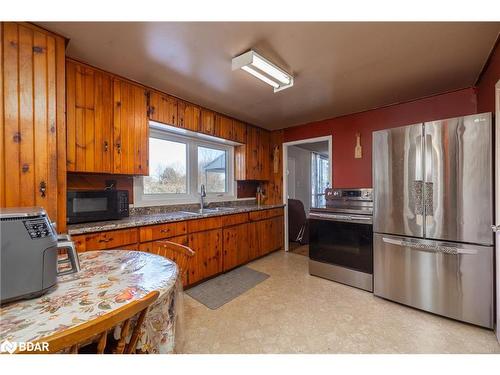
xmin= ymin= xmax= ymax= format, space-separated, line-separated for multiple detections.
xmin=287 ymin=145 xmax=312 ymax=212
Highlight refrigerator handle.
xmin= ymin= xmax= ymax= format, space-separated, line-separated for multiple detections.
xmin=424 ymin=133 xmax=434 ymax=218
xmin=382 ymin=237 xmax=478 ymax=255
xmin=414 ymin=134 xmax=424 ymax=219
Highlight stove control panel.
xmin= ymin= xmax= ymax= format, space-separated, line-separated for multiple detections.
xmin=325 ymin=188 xmax=373 ymax=201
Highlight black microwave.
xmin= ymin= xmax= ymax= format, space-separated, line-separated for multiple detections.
xmin=67 ymin=190 xmax=129 ymax=224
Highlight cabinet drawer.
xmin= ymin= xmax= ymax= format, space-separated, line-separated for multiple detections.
xmin=139 ymin=221 xmax=187 ymax=242
xmin=187 ymin=216 xmax=222 ymax=233
xmin=267 ymin=208 xmax=284 ymax=218
xmin=79 ymin=228 xmax=139 ymax=251
xmin=221 ymin=213 xmax=249 ymax=227
xmin=249 ymin=208 xmax=283 ymax=221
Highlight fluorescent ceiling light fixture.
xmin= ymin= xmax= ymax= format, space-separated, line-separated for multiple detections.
xmin=232 ymin=50 xmax=294 ymax=92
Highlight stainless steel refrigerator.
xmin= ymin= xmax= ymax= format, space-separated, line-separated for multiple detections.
xmin=372 ymin=112 xmax=494 ymax=329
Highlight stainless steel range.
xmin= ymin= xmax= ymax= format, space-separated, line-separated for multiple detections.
xmin=308 ymin=188 xmax=373 ymax=291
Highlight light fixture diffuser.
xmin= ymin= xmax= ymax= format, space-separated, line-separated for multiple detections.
xmin=232 ymin=50 xmax=294 ymax=92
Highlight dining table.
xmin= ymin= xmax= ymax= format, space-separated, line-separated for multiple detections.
xmin=0 ymin=250 xmax=182 ymax=354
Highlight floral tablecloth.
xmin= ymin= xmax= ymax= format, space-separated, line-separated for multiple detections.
xmin=0 ymin=250 xmax=181 ymax=354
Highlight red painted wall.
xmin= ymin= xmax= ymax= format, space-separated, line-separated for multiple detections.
xmin=284 ymin=88 xmax=478 ymax=188
xmin=477 ymin=39 xmax=500 ymax=113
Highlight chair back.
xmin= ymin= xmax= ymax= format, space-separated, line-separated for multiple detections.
xmin=153 ymin=240 xmax=195 ymax=278
xmin=288 ymin=199 xmax=307 ymax=242
xmin=20 ymin=291 xmax=159 ymax=354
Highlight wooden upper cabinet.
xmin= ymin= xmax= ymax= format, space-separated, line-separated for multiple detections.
xmin=113 ymin=78 xmax=149 ymax=175
xmin=214 ymin=114 xmax=234 ymax=140
xmin=236 ymin=125 xmax=270 ymax=181
xmin=67 ymin=61 xmax=148 ymax=176
xmin=232 ymin=120 xmax=247 ymax=144
xmin=1 ymin=22 xmax=66 ymax=231
xmin=66 ymin=60 xmax=114 ymax=173
xmin=178 ymin=101 xmax=200 ymax=132
xmin=149 ymin=91 xmax=178 ymax=126
xmin=199 ymin=109 xmax=216 ymax=135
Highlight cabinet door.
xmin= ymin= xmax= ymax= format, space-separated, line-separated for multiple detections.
xmin=223 ymin=223 xmax=249 ymax=271
xmin=178 ymin=101 xmax=200 ymax=132
xmin=113 ymin=79 xmax=149 ymax=175
xmin=1 ymin=23 xmax=65 ymax=228
xmin=215 ymin=114 xmax=233 ymax=140
xmin=66 ymin=60 xmax=114 ymax=173
xmin=188 ymin=229 xmax=222 ymax=285
xmin=200 ymin=109 xmax=216 ymax=135
xmin=247 ymin=221 xmax=260 ymax=260
xmin=272 ymin=215 xmax=284 ymax=251
xmin=149 ymin=91 xmax=178 ymax=126
xmin=232 ymin=120 xmax=247 ymax=144
xmin=246 ymin=126 xmax=260 ymax=179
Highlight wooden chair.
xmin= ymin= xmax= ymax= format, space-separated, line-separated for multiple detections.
xmin=20 ymin=291 xmax=159 ymax=354
xmin=153 ymin=240 xmax=195 ymax=280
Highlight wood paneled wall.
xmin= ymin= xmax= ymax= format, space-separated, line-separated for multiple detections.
xmin=263 ymin=130 xmax=284 ymax=204
xmin=1 ymin=22 xmax=66 ymax=231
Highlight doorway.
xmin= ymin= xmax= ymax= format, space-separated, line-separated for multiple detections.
xmin=282 ymin=136 xmax=333 ymax=254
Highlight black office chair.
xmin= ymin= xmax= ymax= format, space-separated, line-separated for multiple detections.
xmin=288 ymin=199 xmax=309 ymax=245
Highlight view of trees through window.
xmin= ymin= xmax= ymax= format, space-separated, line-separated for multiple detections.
xmin=143 ymin=135 xmax=230 ymax=196
xmin=144 ymin=138 xmax=187 ymax=194
xmin=198 ymin=146 xmax=227 ymax=193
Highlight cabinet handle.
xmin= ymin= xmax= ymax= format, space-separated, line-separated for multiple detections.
xmin=98 ymin=238 xmax=113 ymax=243
xmin=160 ymin=229 xmax=170 ymax=234
xmin=116 ymin=143 xmax=121 ymax=154
xmin=39 ymin=181 xmax=47 ymax=197
xmin=104 ymin=141 xmax=109 ymax=152
xmin=172 ymin=115 xmax=175 ymax=123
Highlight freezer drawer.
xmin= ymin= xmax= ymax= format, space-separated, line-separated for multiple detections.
xmin=373 ymin=233 xmax=494 ymax=328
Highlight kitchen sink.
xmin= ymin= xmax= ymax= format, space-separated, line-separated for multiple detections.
xmin=178 ymin=207 xmax=237 ymax=215
xmin=203 ymin=207 xmax=237 ymax=212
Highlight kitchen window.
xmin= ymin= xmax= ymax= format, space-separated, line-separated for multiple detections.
xmin=135 ymin=127 xmax=235 ymax=206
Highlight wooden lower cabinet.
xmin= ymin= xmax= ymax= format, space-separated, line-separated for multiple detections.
xmin=70 ymin=209 xmax=283 ymax=287
xmin=222 ymin=223 xmax=249 ymax=272
xmin=72 ymin=228 xmax=139 ymax=252
xmin=187 ymin=229 xmax=223 ymax=285
xmin=249 ymin=216 xmax=284 ymax=258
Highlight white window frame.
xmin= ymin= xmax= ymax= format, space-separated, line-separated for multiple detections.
xmin=134 ymin=127 xmax=236 ymax=207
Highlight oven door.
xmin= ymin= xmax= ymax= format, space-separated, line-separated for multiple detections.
xmin=309 ymin=215 xmax=373 ymax=274
xmin=67 ymin=191 xmax=119 ymax=224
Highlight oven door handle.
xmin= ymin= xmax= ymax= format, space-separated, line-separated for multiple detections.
xmin=381 ymin=237 xmax=477 ymax=255
xmin=309 ymin=213 xmax=372 ymax=222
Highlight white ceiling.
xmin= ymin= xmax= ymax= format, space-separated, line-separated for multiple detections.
xmin=38 ymin=22 xmax=500 ymax=130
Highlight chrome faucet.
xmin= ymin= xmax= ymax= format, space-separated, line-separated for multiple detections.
xmin=200 ymin=184 xmax=207 ymax=211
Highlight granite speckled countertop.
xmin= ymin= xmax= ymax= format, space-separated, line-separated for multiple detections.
xmin=67 ymin=204 xmax=285 ymax=235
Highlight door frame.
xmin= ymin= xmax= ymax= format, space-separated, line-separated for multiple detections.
xmin=282 ymin=135 xmax=333 ymax=252
xmin=495 ymin=79 xmax=500 ymax=343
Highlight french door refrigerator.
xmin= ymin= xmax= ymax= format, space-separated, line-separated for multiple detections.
xmin=372 ymin=113 xmax=494 ymax=329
